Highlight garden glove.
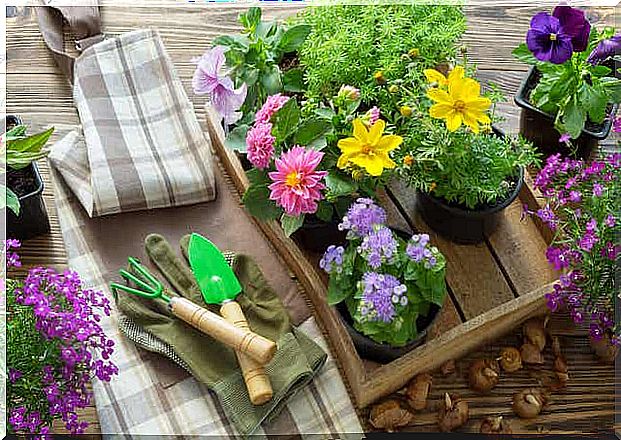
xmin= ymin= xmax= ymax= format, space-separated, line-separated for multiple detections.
xmin=112 ymin=233 xmax=327 ymax=436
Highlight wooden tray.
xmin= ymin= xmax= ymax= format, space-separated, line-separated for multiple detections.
xmin=205 ymin=106 xmax=559 ymax=409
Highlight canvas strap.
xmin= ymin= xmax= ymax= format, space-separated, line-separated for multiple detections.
xmin=36 ymin=1 xmax=105 ymax=83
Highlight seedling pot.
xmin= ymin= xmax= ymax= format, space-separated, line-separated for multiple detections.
xmin=5 ymin=115 xmax=51 ymax=241
xmin=417 ymin=167 xmax=524 ymax=245
xmin=514 ymin=66 xmax=617 ymax=159
xmin=293 ymin=214 xmax=347 ymax=254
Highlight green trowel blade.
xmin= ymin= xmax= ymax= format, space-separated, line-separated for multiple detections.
xmin=188 ymin=233 xmax=242 ymax=305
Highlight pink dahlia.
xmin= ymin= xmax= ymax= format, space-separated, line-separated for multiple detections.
xmin=268 ymin=147 xmax=327 ymax=217
xmin=255 ymin=94 xmax=290 ymax=124
xmin=246 ymin=123 xmax=275 ymax=169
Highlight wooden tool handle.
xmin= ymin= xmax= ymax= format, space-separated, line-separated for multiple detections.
xmin=169 ymin=297 xmax=276 ymax=364
xmin=220 ymin=301 xmax=273 ymax=405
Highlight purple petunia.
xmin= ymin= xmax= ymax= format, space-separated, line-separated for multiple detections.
xmin=192 ymin=45 xmax=247 ymax=125
xmin=588 ymin=34 xmax=621 ymax=65
xmin=526 ymin=5 xmax=591 ymax=64
xmin=338 ymin=198 xmax=387 ymax=238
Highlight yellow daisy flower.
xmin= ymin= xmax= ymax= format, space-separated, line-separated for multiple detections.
xmin=337 ymin=119 xmax=403 ymax=177
xmin=427 ymin=76 xmax=491 ymax=133
xmin=423 ymin=66 xmax=464 ymax=87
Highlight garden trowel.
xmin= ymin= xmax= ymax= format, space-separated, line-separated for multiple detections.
xmin=188 ymin=232 xmax=274 ymax=405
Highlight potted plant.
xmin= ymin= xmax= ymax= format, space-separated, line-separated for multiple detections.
xmin=4 ymin=239 xmax=118 ymax=437
xmin=527 ymin=152 xmax=620 ymax=361
xmin=240 ymin=87 xmax=403 ymax=252
xmin=192 ymin=7 xmax=310 ymax=150
xmin=320 ymin=198 xmax=447 ymax=363
xmin=3 ymin=115 xmax=55 ymax=240
xmin=392 ymin=65 xmax=539 ymax=244
xmin=512 ymin=4 xmax=621 ymax=158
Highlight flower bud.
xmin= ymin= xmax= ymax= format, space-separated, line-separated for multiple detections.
xmin=374 ymin=71 xmax=386 ymax=85
xmin=352 ymin=169 xmax=364 ymax=181
xmin=399 ymin=106 xmax=413 ymax=117
xmin=403 ymin=155 xmax=414 ymax=166
xmin=408 ymin=48 xmax=420 ymax=58
xmin=389 ymin=85 xmax=399 ymax=94
xmin=338 ymin=85 xmax=360 ymax=101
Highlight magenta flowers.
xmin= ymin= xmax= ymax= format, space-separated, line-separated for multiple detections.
xmin=192 ymin=45 xmax=247 ymax=125
xmin=526 ymin=5 xmax=591 ymax=64
xmin=268 ymin=147 xmax=327 ymax=216
xmin=246 ymin=123 xmax=275 ymax=169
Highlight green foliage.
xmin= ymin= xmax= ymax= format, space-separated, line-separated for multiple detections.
xmin=215 ymin=7 xmax=311 ymax=116
xmin=1 ymin=124 xmax=54 ymax=215
xmin=295 ymin=4 xmax=466 ymax=110
xmin=513 ymin=27 xmax=621 ymax=139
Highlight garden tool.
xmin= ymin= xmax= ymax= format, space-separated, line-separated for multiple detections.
xmin=112 ymin=233 xmax=327 ymax=436
xmin=188 ymin=233 xmax=273 ymax=405
xmin=110 ymin=257 xmax=277 ymax=365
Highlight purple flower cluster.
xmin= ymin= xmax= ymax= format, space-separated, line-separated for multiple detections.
xmin=338 ymin=197 xmax=387 ymax=238
xmin=530 ymin=154 xmax=620 ymax=342
xmin=7 ymin=240 xmax=118 ymax=437
xmin=359 ymin=272 xmax=407 ymax=323
xmin=406 ymin=234 xmax=437 ymax=268
xmin=5 ymin=238 xmax=21 ymax=268
xmin=320 ymin=245 xmax=345 ymax=274
xmin=358 ymin=226 xmax=398 ymax=269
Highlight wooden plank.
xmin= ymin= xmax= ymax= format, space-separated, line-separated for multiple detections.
xmin=387 ymin=179 xmax=516 ymax=319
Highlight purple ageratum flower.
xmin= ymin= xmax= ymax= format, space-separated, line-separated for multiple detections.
xmin=588 ymin=34 xmax=621 ymax=65
xmin=359 ymin=227 xmax=398 ymax=269
xmin=526 ymin=6 xmax=591 ymax=64
xmin=338 ymin=198 xmax=387 ymax=237
xmin=192 ymin=45 xmax=247 ymax=125
xmin=320 ymin=245 xmax=345 ymax=274
xmin=360 ymin=272 xmax=405 ymax=323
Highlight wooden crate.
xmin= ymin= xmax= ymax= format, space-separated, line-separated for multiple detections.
xmin=205 ymin=106 xmax=559 ymax=409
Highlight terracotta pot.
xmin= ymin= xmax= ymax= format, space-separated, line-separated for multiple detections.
xmin=514 ymin=66 xmax=617 ymax=160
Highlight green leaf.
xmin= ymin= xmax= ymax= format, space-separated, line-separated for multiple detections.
xmin=261 ymin=64 xmax=283 ymax=96
xmin=240 ymin=7 xmax=261 ymax=32
xmin=314 ymin=107 xmax=336 ymax=120
xmin=282 ymin=68 xmax=305 ymax=93
xmin=212 ymin=35 xmax=249 ymax=50
xmin=242 ymin=185 xmax=281 ymax=221
xmin=325 ymin=171 xmax=357 ymax=199
xmin=590 ymin=65 xmax=612 ymax=77
xmin=7 ymin=126 xmax=54 ymax=154
xmin=278 ymin=24 xmax=311 ymax=53
xmin=562 ymin=97 xmax=587 ymax=139
xmin=280 ymin=213 xmax=305 ymax=237
xmin=601 ymin=77 xmax=621 ymax=102
xmin=5 ymin=124 xmax=27 ymax=139
xmin=294 ymin=119 xmax=332 ymax=147
xmin=512 ymin=43 xmax=538 ymax=65
xmin=224 ymin=124 xmax=249 ymax=153
xmin=315 ymin=200 xmax=333 ymax=222
xmin=271 ymin=98 xmax=300 ymax=141
xmin=581 ymin=84 xmax=608 ymax=124
xmin=246 ymin=168 xmax=271 ymax=186
xmin=3 ymin=186 xmax=20 ymax=216
xmin=327 ymin=276 xmax=350 ymax=305
xmin=309 ymin=136 xmax=328 ymax=151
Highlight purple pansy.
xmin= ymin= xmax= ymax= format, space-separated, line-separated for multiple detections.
xmin=192 ymin=45 xmax=247 ymax=125
xmin=526 ymin=6 xmax=591 ymax=64
xmin=588 ymin=34 xmax=621 ymax=64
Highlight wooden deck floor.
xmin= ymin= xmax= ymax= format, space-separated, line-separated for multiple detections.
xmin=6 ymin=4 xmax=618 ymax=436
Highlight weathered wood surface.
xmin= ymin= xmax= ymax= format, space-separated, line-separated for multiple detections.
xmin=7 ymin=4 xmax=617 ymax=436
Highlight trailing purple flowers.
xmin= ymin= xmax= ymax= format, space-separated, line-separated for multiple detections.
xmin=531 ymin=154 xmax=620 ymax=343
xmin=6 ymin=240 xmax=118 ymax=437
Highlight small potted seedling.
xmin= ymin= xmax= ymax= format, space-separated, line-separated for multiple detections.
xmin=3 ymin=115 xmax=54 ymax=240
xmin=513 ymin=4 xmax=621 ymax=158
xmin=320 ymin=198 xmax=447 ymax=363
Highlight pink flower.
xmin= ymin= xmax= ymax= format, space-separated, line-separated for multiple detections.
xmin=559 ymin=133 xmax=571 ymax=143
xmin=192 ymin=46 xmax=247 ymax=125
xmin=368 ymin=106 xmax=380 ymax=125
xmin=613 ymin=116 xmax=621 ymax=133
xmin=255 ymin=94 xmax=290 ymax=125
xmin=246 ymin=123 xmax=275 ymax=169
xmin=268 ymin=147 xmax=327 ymax=216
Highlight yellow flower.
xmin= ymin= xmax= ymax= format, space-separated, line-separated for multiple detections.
xmin=403 ymin=155 xmax=414 ymax=166
xmin=424 ymin=66 xmax=464 ymax=88
xmin=408 ymin=48 xmax=420 ymax=58
xmin=427 ymin=76 xmax=491 ymax=133
xmin=399 ymin=106 xmax=413 ymax=117
xmin=337 ymin=119 xmax=403 ymax=177
xmin=374 ymin=71 xmax=386 ymax=84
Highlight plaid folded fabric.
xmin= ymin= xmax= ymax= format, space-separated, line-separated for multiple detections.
xmin=49 ymin=29 xmax=216 ymax=217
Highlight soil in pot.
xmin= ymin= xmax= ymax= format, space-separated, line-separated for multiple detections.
xmin=336 ymin=300 xmax=441 ymax=364
xmin=515 ymin=67 xmax=617 ymax=159
xmin=417 ymin=168 xmax=524 ymax=245
xmin=292 ymin=213 xmax=347 ymax=254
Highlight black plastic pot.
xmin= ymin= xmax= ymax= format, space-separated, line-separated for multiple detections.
xmin=417 ymin=167 xmax=524 ymax=245
xmin=5 ymin=115 xmax=51 ymax=241
xmin=514 ymin=66 xmax=617 ymax=159
xmin=336 ymin=300 xmax=441 ymax=364
xmin=293 ymin=213 xmax=347 ymax=254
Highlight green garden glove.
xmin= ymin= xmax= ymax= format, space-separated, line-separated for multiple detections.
xmin=112 ymin=233 xmax=327 ymax=436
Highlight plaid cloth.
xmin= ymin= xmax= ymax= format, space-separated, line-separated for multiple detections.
xmin=49 ymin=164 xmax=363 ymax=438
xmin=49 ymin=29 xmax=216 ymax=217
